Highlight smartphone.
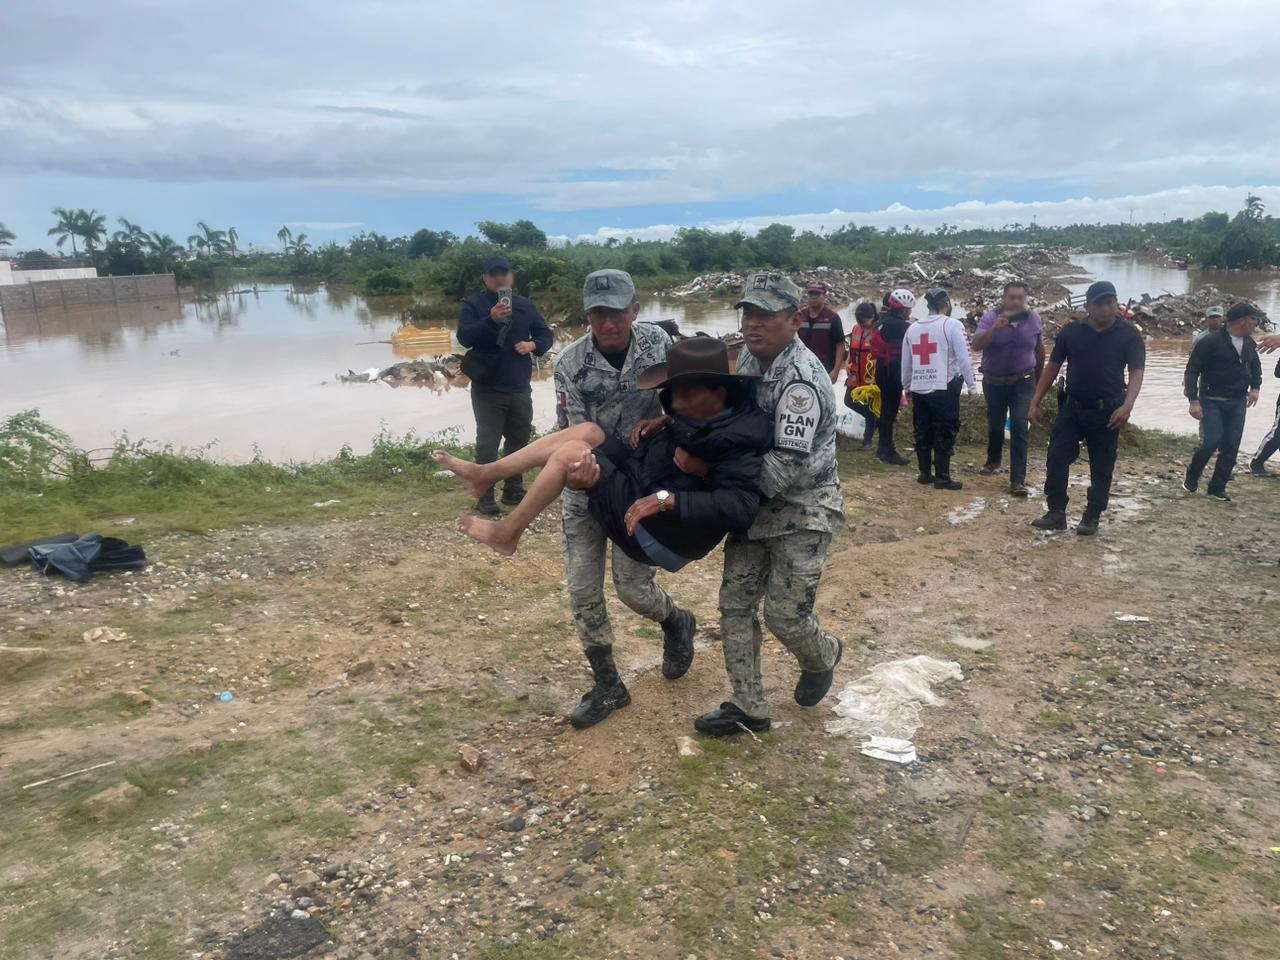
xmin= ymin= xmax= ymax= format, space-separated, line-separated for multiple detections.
xmin=498 ymin=287 xmax=513 ymax=313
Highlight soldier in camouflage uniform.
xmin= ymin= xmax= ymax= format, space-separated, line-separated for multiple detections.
xmin=553 ymin=269 xmax=698 ymax=729
xmin=694 ymin=272 xmax=846 ymax=736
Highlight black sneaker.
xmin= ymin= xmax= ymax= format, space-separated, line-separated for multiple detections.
xmin=660 ymin=609 xmax=696 ymax=680
xmin=1249 ymin=460 xmax=1268 ymax=478
xmin=877 ymin=452 xmax=910 ymax=466
xmin=694 ymin=702 xmax=771 ymax=737
xmin=1010 ymin=483 xmax=1029 ymax=497
xmin=1182 ymin=474 xmax=1198 ymax=494
xmin=569 ymin=681 xmax=631 ymax=729
xmin=474 ymin=498 xmax=501 ymax=516
xmin=1206 ymin=490 xmax=1232 ymax=502
xmin=859 ymin=439 xmax=874 ymax=450
xmin=795 ymin=640 xmax=843 ymax=707
xmin=979 ymin=462 xmax=1000 ymax=475
xmin=1032 ymin=510 xmax=1068 ymax=531
xmin=934 ymin=478 xmax=963 ymax=491
xmin=1076 ymin=512 xmax=1101 ymax=536
xmin=500 ymin=490 xmax=526 ymax=507
xmin=916 ymin=472 xmax=935 ymax=485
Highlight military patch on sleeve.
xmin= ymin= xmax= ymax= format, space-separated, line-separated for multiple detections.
xmin=775 ymin=380 xmax=820 ymax=452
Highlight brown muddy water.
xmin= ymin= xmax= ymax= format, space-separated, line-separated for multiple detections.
xmin=1 ymin=255 xmax=1277 ymax=463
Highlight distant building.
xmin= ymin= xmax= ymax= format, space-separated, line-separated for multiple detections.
xmin=0 ymin=257 xmax=98 ymax=286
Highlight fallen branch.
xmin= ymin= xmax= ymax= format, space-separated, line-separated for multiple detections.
xmin=21 ymin=760 xmax=116 ymax=790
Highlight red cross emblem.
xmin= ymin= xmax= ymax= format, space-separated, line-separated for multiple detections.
xmin=912 ymin=333 xmax=938 ymax=365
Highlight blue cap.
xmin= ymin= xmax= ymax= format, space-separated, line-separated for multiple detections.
xmin=1085 ymin=280 xmax=1117 ymax=304
xmin=482 ymin=254 xmax=513 ymax=274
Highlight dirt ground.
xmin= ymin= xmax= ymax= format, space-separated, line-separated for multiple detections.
xmin=2 ymin=441 xmax=1278 ymax=960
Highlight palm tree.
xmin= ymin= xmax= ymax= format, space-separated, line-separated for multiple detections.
xmin=147 ymin=232 xmax=183 ymax=271
xmin=49 ymin=207 xmax=82 ymax=256
xmin=187 ymin=234 xmax=208 ymax=258
xmin=78 ymin=209 xmax=107 ymax=253
xmin=226 ymin=226 xmax=239 ymax=258
xmin=196 ymin=220 xmax=228 ymax=257
xmin=287 ymin=233 xmax=311 ymax=256
xmin=114 ymin=217 xmax=148 ymax=249
xmin=0 ymin=222 xmax=14 ymax=248
xmin=277 ymin=225 xmax=293 ymax=250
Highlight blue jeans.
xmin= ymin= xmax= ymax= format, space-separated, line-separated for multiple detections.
xmin=983 ymin=373 xmax=1034 ymax=485
xmin=1188 ymin=397 xmax=1247 ymax=494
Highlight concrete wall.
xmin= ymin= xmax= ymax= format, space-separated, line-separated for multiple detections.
xmin=0 ymin=274 xmax=178 ymax=312
xmin=0 ymin=266 xmax=98 ymax=285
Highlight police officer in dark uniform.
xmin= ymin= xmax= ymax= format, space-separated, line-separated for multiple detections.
xmin=1029 ymin=280 xmax=1146 ymax=536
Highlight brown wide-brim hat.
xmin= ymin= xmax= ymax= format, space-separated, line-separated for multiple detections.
xmin=635 ymin=336 xmax=760 ymax=391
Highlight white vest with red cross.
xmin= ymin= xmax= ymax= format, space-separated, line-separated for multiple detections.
xmin=904 ymin=315 xmax=952 ymax=392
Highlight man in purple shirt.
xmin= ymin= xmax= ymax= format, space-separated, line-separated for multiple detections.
xmin=971 ymin=281 xmax=1045 ymax=496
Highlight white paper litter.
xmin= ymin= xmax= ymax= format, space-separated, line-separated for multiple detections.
xmin=860 ymin=736 xmax=917 ymax=764
xmin=827 ymin=655 xmax=963 ymax=743
xmin=1114 ymin=613 xmax=1150 ymax=623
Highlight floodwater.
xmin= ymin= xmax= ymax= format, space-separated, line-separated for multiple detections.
xmin=1 ymin=256 xmax=1277 ymax=463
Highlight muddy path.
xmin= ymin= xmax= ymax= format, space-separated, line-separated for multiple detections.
xmin=1 ymin=445 xmax=1278 ymax=960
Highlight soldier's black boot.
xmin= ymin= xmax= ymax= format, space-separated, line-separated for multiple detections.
xmin=795 ymin=639 xmax=843 ymax=707
xmin=474 ymin=490 xmax=500 ymax=516
xmin=660 ymin=608 xmax=696 ymax=680
xmin=569 ymin=647 xmax=630 ymax=729
xmin=1076 ymin=510 xmax=1101 ymax=536
xmin=694 ymin=702 xmax=771 ymax=737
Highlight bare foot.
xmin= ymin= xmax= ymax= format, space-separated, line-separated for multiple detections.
xmin=433 ymin=450 xmax=490 ymax=500
xmin=457 ymin=516 xmax=519 ymax=556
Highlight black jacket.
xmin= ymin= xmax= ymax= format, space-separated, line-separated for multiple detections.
xmin=457 ymin=291 xmax=554 ymax=393
xmin=875 ymin=310 xmax=910 ymax=388
xmin=594 ymin=385 xmax=772 ymax=560
xmin=1183 ymin=328 xmax=1263 ymax=401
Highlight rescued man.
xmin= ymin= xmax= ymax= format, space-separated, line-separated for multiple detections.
xmin=797 ymin=280 xmax=847 ymax=384
xmin=1030 ymin=280 xmax=1145 ymax=537
xmin=553 ymin=269 xmax=697 ymax=729
xmin=693 ymin=273 xmax=845 ymax=736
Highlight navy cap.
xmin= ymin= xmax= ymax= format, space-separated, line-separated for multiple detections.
xmin=925 ymin=286 xmax=950 ymax=308
xmin=1085 ymin=280 xmax=1117 ymax=304
xmin=482 ymin=254 xmax=513 ymax=274
xmin=1225 ymin=301 xmax=1261 ymax=323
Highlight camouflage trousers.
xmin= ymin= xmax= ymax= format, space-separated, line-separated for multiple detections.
xmin=719 ymin=530 xmax=840 ymax=719
xmin=561 ymin=491 xmax=676 ymax=651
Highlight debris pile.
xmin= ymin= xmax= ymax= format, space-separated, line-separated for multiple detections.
xmin=1128 ymin=285 xmax=1272 ymax=336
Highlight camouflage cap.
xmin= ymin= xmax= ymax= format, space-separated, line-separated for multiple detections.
xmin=734 ymin=272 xmax=803 ymax=313
xmin=583 ymin=269 xmax=637 ymax=311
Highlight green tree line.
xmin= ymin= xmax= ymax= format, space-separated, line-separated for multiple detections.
xmin=3 ymin=198 xmax=1276 ymax=313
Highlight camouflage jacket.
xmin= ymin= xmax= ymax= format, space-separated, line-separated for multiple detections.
xmin=736 ymin=335 xmax=845 ymax=539
xmin=554 ymin=322 xmax=671 ymax=439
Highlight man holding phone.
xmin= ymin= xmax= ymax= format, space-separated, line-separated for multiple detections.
xmin=458 ymin=254 xmax=554 ymax=514
xmin=972 ymin=281 xmax=1044 ymax=496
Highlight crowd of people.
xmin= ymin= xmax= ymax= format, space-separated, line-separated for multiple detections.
xmin=443 ymin=259 xmax=1278 ymax=736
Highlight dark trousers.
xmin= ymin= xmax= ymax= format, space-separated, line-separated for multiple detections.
xmin=1253 ymin=393 xmax=1280 ymax=466
xmin=471 ymin=386 xmax=534 ymax=504
xmin=1188 ymin=397 xmax=1247 ymax=494
xmin=875 ymin=369 xmax=904 ymax=456
xmin=1044 ymin=401 xmax=1122 ymax=515
xmin=912 ymin=378 xmax=962 ymax=478
xmin=983 ymin=373 xmax=1035 ymax=485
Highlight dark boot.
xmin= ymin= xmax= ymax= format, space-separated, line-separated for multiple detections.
xmin=933 ymin=454 xmax=962 ymax=490
xmin=916 ymin=448 xmax=934 ymax=485
xmin=694 ymin=701 xmax=771 ymax=737
xmin=569 ymin=647 xmax=631 ymax=729
xmin=1076 ymin=511 xmax=1101 ymax=536
xmin=660 ymin=608 xmax=696 ymax=680
xmin=474 ymin=492 xmax=500 ymax=516
xmin=1032 ymin=510 xmax=1068 ymax=531
xmin=500 ymin=484 xmax=525 ymax=507
xmin=795 ymin=640 xmax=843 ymax=707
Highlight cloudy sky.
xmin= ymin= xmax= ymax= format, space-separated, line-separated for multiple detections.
xmin=2 ymin=0 xmax=1278 ymax=249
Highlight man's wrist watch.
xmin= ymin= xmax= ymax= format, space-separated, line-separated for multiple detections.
xmin=656 ymin=490 xmax=672 ymax=511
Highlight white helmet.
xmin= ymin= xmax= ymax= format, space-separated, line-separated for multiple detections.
xmin=888 ymin=288 xmax=916 ymax=310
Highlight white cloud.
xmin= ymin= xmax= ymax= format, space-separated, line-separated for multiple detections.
xmin=579 ymin=185 xmax=1280 ymax=241
xmin=285 ymin=221 xmax=364 ymax=231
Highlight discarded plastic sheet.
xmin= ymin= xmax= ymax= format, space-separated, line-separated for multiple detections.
xmin=827 ymin=655 xmax=963 ymax=744
xmin=312 ymin=499 xmax=341 ymax=508
xmin=1114 ymin=613 xmax=1151 ymax=623
xmin=835 ymin=408 xmax=867 ymax=439
xmin=860 ymin=736 xmax=917 ymax=764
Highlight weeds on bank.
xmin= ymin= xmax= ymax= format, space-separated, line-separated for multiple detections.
xmin=0 ymin=409 xmax=476 ymax=541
